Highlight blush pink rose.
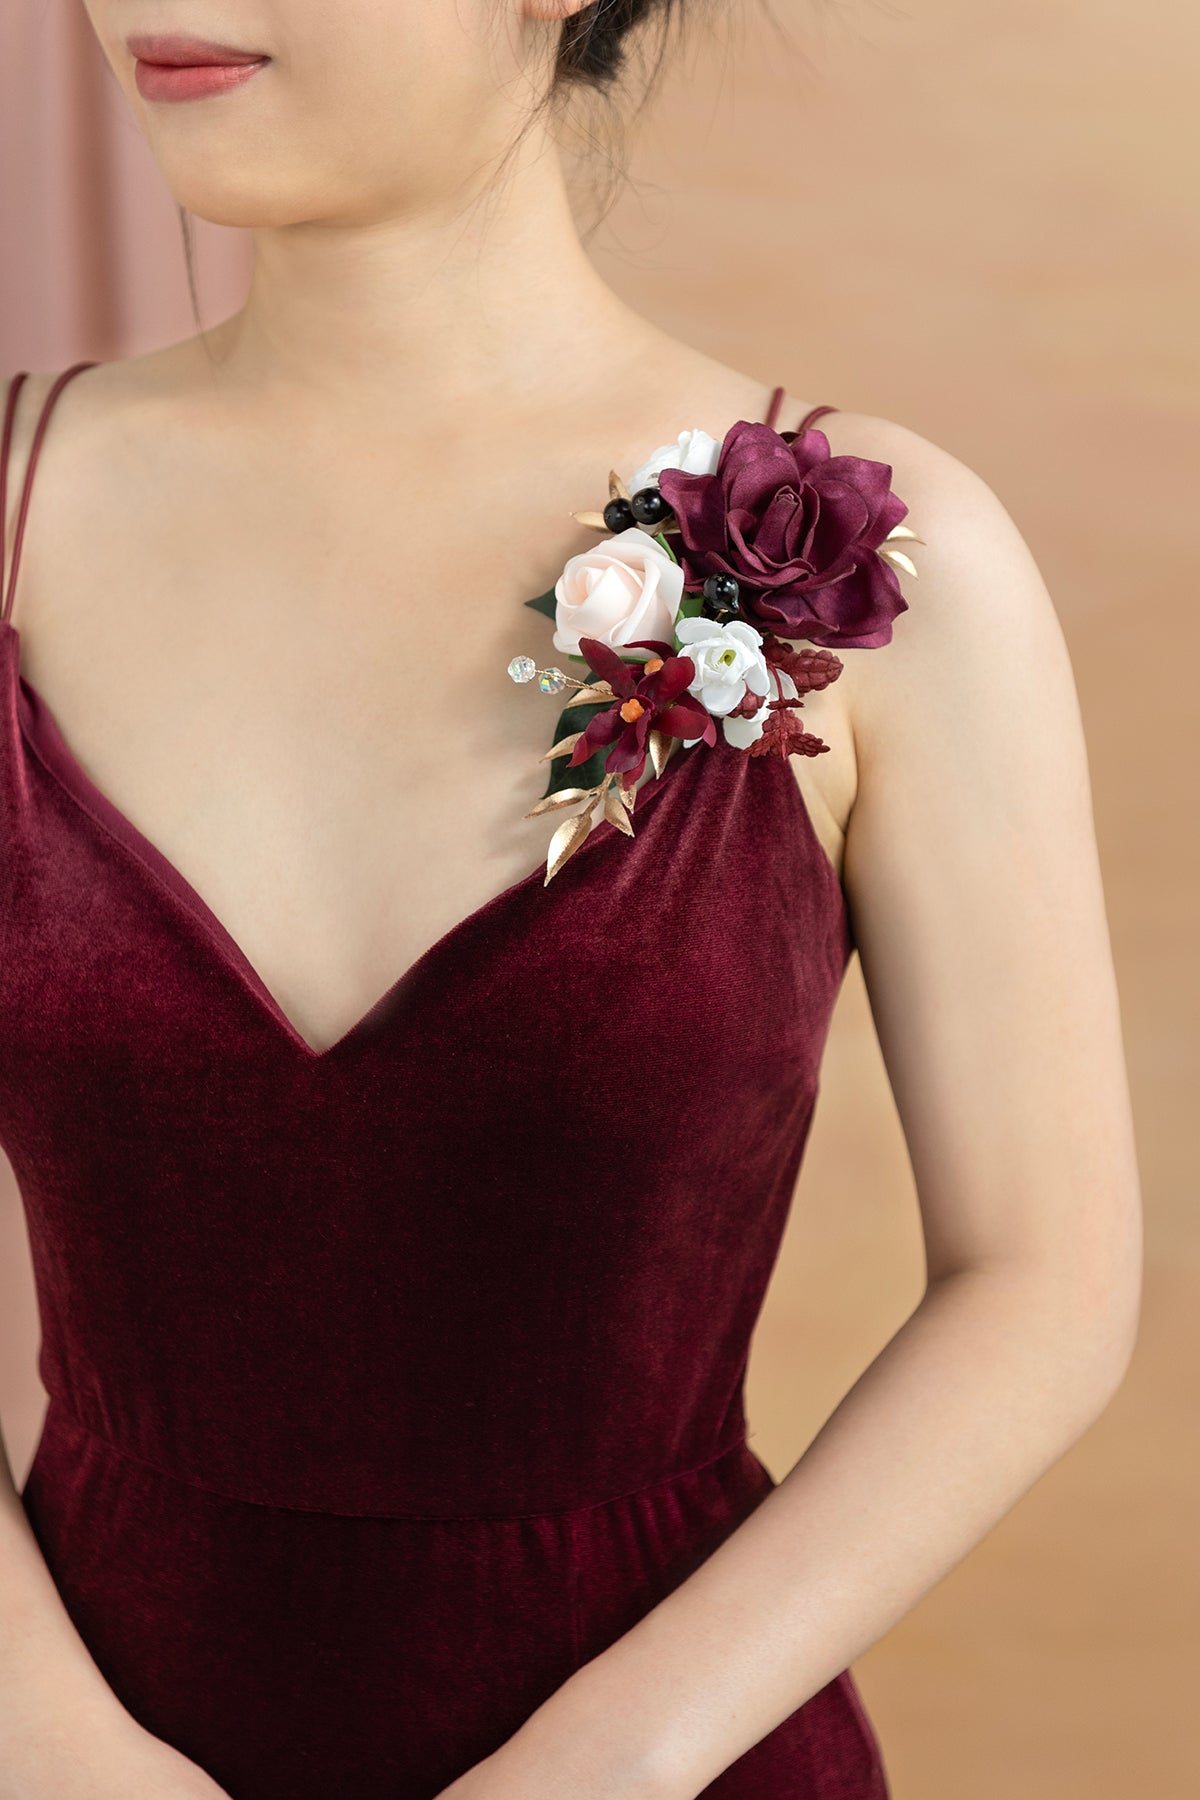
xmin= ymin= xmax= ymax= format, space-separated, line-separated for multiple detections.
xmin=553 ymin=527 xmax=684 ymax=658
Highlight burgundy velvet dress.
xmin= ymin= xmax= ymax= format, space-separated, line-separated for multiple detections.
xmin=0 ymin=364 xmax=888 ymax=1799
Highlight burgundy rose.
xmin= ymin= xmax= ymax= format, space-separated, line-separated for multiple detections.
xmin=569 ymin=636 xmax=716 ymax=782
xmin=657 ymin=419 xmax=910 ymax=648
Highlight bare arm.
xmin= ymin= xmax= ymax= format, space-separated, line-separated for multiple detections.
xmin=0 ymin=1383 xmax=230 ymax=1796
xmin=441 ymin=426 xmax=1143 ymax=1798
xmin=0 ymin=380 xmax=230 ymax=1795
xmin=0 ymin=1406 xmax=129 ymax=1757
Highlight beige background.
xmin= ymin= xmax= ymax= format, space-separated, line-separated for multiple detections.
xmin=1 ymin=1 xmax=1196 ymax=1794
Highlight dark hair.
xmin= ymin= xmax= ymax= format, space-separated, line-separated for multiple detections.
xmin=556 ymin=0 xmax=684 ymax=93
xmin=178 ymin=0 xmax=729 ymax=333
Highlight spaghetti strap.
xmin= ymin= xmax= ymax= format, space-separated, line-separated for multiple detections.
xmin=763 ymin=387 xmax=840 ymax=436
xmin=796 ymin=403 xmax=839 ymax=434
xmin=763 ymin=385 xmax=786 ymax=431
xmin=0 ymin=371 xmax=32 ymax=625
xmin=1 ymin=360 xmax=99 ymax=628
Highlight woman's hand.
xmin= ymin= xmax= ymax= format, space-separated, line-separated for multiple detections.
xmin=3 ymin=1705 xmax=233 ymax=1800
xmin=429 ymin=1680 xmax=677 ymax=1800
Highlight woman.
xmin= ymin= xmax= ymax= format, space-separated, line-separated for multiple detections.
xmin=0 ymin=3 xmax=1142 ymax=1798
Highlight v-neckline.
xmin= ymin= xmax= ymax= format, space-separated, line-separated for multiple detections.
xmin=0 ymin=372 xmax=802 ymax=1064
xmin=2 ymin=617 xmax=700 ymax=1063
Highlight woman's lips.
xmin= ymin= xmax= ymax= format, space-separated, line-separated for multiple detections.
xmin=127 ymin=36 xmax=270 ymax=104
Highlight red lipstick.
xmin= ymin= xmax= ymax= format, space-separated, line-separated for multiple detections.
xmin=127 ymin=35 xmax=270 ymax=104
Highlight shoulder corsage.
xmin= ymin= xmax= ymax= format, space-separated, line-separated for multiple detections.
xmin=509 ymin=414 xmax=922 ymax=883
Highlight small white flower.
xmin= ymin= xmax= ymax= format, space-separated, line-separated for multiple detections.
xmin=626 ymin=428 xmax=722 ymax=500
xmin=683 ymin=660 xmax=800 ymax=750
xmin=675 ymin=617 xmax=770 ymax=717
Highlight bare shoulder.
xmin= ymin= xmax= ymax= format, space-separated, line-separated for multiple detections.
xmin=814 ymin=405 xmax=1071 ymax=746
xmin=2 ymin=368 xmax=59 ymax=557
xmin=1 ymin=346 xmax=210 ymax=637
xmin=1 ymin=367 xmax=87 ymax=616
xmin=815 ymin=403 xmax=1096 ymax=962
xmin=786 ymin=401 xmax=1076 ymax=804
xmin=743 ymin=397 xmax=1073 ymax=889
xmin=4 ymin=340 xmax=212 ymax=473
xmin=2 ymin=351 xmax=176 ymax=512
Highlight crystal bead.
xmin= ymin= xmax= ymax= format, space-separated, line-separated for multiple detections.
xmin=538 ymin=667 xmax=568 ymax=694
xmin=507 ymin=655 xmax=537 ymax=683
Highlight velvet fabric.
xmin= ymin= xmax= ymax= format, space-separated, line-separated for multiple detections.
xmin=0 ymin=366 xmax=887 ymax=1798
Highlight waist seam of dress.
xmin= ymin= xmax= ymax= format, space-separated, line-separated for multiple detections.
xmin=38 ymin=1391 xmax=754 ymax=1523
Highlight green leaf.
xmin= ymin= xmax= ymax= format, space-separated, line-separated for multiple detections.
xmin=524 ymin=588 xmax=558 ymax=621
xmin=676 ymin=590 xmax=705 ymax=620
xmin=653 ymin=532 xmax=680 ymax=563
xmin=542 ymin=698 xmax=613 ymax=798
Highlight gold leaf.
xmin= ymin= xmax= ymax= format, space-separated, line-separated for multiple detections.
xmin=570 ymin=510 xmax=611 ymax=530
xmin=883 ymin=522 xmax=924 ymax=544
xmin=540 ymin=730 xmax=584 ymax=761
xmin=608 ymin=469 xmax=632 ymax=502
xmin=569 ymin=681 xmax=616 ymax=707
xmin=618 ymin=775 xmax=638 ymax=811
xmin=524 ymin=787 xmax=591 ymax=818
xmin=647 ymin=729 xmax=670 ymax=780
xmin=545 ymin=809 xmax=594 ymax=884
xmin=603 ymin=781 xmax=635 ymax=835
xmin=877 ymin=546 xmax=919 ymax=580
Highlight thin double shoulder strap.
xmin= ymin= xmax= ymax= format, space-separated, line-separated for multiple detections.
xmin=796 ymin=403 xmax=839 ymax=434
xmin=763 ymin=384 xmax=839 ymax=437
xmin=0 ymin=371 xmax=31 ymax=624
xmin=1 ymin=360 xmax=99 ymax=629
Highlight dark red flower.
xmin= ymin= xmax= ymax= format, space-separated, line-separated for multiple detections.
xmin=657 ymin=418 xmax=910 ymax=648
xmin=569 ymin=636 xmax=716 ymax=781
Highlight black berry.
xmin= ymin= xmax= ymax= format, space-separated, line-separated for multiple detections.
xmin=603 ymin=497 xmax=636 ymax=532
xmin=629 ymin=485 xmax=671 ymax=526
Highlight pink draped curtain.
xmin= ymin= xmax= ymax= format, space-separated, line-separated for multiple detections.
xmin=0 ymin=0 xmax=249 ymax=365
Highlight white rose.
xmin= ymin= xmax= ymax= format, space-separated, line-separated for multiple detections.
xmin=626 ymin=428 xmax=723 ymax=500
xmin=683 ymin=661 xmax=799 ymax=750
xmin=674 ymin=617 xmax=771 ymax=717
xmin=553 ymin=527 xmax=684 ymax=658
